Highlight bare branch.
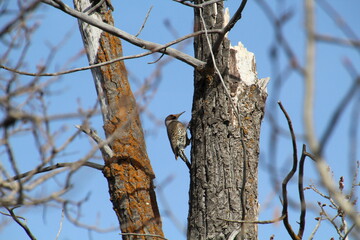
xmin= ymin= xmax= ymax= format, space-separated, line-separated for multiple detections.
xmin=85 ymin=0 xmax=105 ymax=14
xmin=297 ymin=144 xmax=307 ymax=238
xmin=3 ymin=129 xmax=24 ymax=205
xmin=316 ymin=0 xmax=360 ymax=54
xmin=41 ymin=0 xmax=206 ymax=69
xmin=5 ymin=207 xmax=37 ymax=240
xmin=318 ymin=73 xmax=360 ymax=155
xmin=218 ymin=214 xmax=286 ymax=224
xmin=315 ymin=34 xmax=360 ymax=48
xmin=318 ymin=202 xmax=344 ymax=238
xmin=6 ymin=162 xmax=103 ymax=182
xmin=0 ymin=28 xmax=222 ymax=77
xmin=255 ymin=0 xmax=305 ymax=74
xmin=209 ymin=0 xmax=248 ymax=63
xmin=304 ymin=0 xmax=318 ymax=153
xmin=308 ymin=216 xmax=322 ymax=240
xmin=55 ymin=209 xmax=65 ymax=240
xmin=343 ymin=224 xmax=356 ymax=240
xmin=62 ymin=200 xmax=119 ymax=233
xmin=157 ymin=175 xmax=186 ymax=233
xmin=75 ymin=124 xmax=114 ymax=158
xmin=278 ymin=101 xmax=300 ymax=240
xmin=173 ymin=0 xmax=223 ymax=8
xmin=135 ymin=6 xmax=153 ymax=37
xmin=0 ymin=0 xmax=41 ymax=36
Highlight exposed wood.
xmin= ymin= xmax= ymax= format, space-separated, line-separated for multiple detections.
xmin=74 ymin=0 xmax=164 ymax=238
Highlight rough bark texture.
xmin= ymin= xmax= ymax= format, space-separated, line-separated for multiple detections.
xmin=188 ymin=2 xmax=268 ymax=239
xmin=74 ymin=1 xmax=163 ymax=239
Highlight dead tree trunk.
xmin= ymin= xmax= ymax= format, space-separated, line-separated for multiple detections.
xmin=74 ymin=0 xmax=164 ymax=239
xmin=188 ymin=2 xmax=268 ymax=239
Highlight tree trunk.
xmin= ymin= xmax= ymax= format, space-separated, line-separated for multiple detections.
xmin=74 ymin=1 xmax=163 ymax=239
xmin=188 ymin=2 xmax=268 ymax=239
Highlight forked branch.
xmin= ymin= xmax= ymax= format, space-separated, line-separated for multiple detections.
xmin=41 ymin=0 xmax=206 ymax=69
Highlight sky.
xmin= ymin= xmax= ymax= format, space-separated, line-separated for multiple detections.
xmin=1 ymin=0 xmax=360 ymax=240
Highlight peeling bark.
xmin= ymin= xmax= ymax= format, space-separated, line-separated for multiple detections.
xmin=74 ymin=1 xmax=163 ymax=239
xmin=188 ymin=2 xmax=268 ymax=239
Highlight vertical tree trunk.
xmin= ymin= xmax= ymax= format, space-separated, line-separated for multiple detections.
xmin=74 ymin=1 xmax=163 ymax=239
xmin=188 ymin=2 xmax=268 ymax=239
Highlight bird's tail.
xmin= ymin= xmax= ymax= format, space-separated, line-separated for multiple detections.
xmin=179 ymin=150 xmax=191 ymax=170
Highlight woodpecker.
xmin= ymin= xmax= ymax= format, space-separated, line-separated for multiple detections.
xmin=165 ymin=111 xmax=191 ymax=169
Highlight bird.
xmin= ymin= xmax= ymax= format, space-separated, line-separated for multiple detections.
xmin=165 ymin=111 xmax=191 ymax=170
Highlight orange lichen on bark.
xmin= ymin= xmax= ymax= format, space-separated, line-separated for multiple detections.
xmin=103 ymin=161 xmax=161 ymax=236
xmin=92 ymin=7 xmax=163 ymax=239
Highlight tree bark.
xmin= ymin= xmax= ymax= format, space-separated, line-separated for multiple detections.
xmin=188 ymin=2 xmax=268 ymax=239
xmin=74 ymin=1 xmax=163 ymax=239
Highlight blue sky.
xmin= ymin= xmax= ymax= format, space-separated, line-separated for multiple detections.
xmin=1 ymin=0 xmax=360 ymax=239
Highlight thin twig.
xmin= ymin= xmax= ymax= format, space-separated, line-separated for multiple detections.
xmin=301 ymin=0 xmax=360 ymax=226
xmin=278 ymin=101 xmax=300 ymax=240
xmin=148 ymin=51 xmax=166 ymax=64
xmin=75 ymin=124 xmax=114 ymax=158
xmin=6 ymin=162 xmax=103 ymax=182
xmin=255 ymin=0 xmax=305 ymax=74
xmin=135 ymin=6 xmax=153 ymax=37
xmin=173 ymin=0 xmax=223 ymax=8
xmin=318 ymin=63 xmax=360 ymax=155
xmin=308 ymin=216 xmax=322 ymax=240
xmin=297 ymin=144 xmax=307 ymax=238
xmin=0 ymin=29 xmax=222 ymax=77
xmin=157 ymin=175 xmax=186 ymax=234
xmin=304 ymin=151 xmax=317 ymax=162
xmin=0 ymin=0 xmax=41 ymax=36
xmin=318 ymin=203 xmax=344 ymax=238
xmin=55 ymin=208 xmax=65 ymax=240
xmin=3 ymin=129 xmax=24 ymax=204
xmin=62 ymin=199 xmax=118 ymax=233
xmin=316 ymin=0 xmax=360 ymax=54
xmin=218 ymin=214 xmax=286 ymax=224
xmin=343 ymin=223 xmax=356 ymax=240
xmin=42 ymin=0 xmax=205 ymax=69
xmin=209 ymin=0 xmax=248 ymax=64
xmin=315 ymin=34 xmax=360 ymax=48
xmin=85 ymin=0 xmax=105 ymax=15
xmin=6 ymin=207 xmax=37 ymax=240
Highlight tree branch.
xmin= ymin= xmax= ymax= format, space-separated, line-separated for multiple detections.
xmin=318 ymin=71 xmax=360 ymax=155
xmin=208 ymin=0 xmax=248 ymax=65
xmin=41 ymin=0 xmax=206 ymax=69
xmin=0 ymin=0 xmax=42 ymax=37
xmin=315 ymin=34 xmax=360 ymax=48
xmin=75 ymin=124 xmax=114 ymax=158
xmin=297 ymin=144 xmax=307 ymax=238
xmin=304 ymin=0 xmax=318 ymax=153
xmin=278 ymin=101 xmax=300 ymax=240
xmin=173 ymin=0 xmax=223 ymax=8
xmin=218 ymin=214 xmax=286 ymax=224
xmin=135 ymin=6 xmax=153 ymax=37
xmin=5 ymin=207 xmax=37 ymax=240
xmin=0 ymin=28 xmax=222 ymax=77
xmin=6 ymin=162 xmax=103 ymax=182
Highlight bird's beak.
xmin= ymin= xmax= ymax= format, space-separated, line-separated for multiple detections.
xmin=175 ymin=111 xmax=185 ymax=118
